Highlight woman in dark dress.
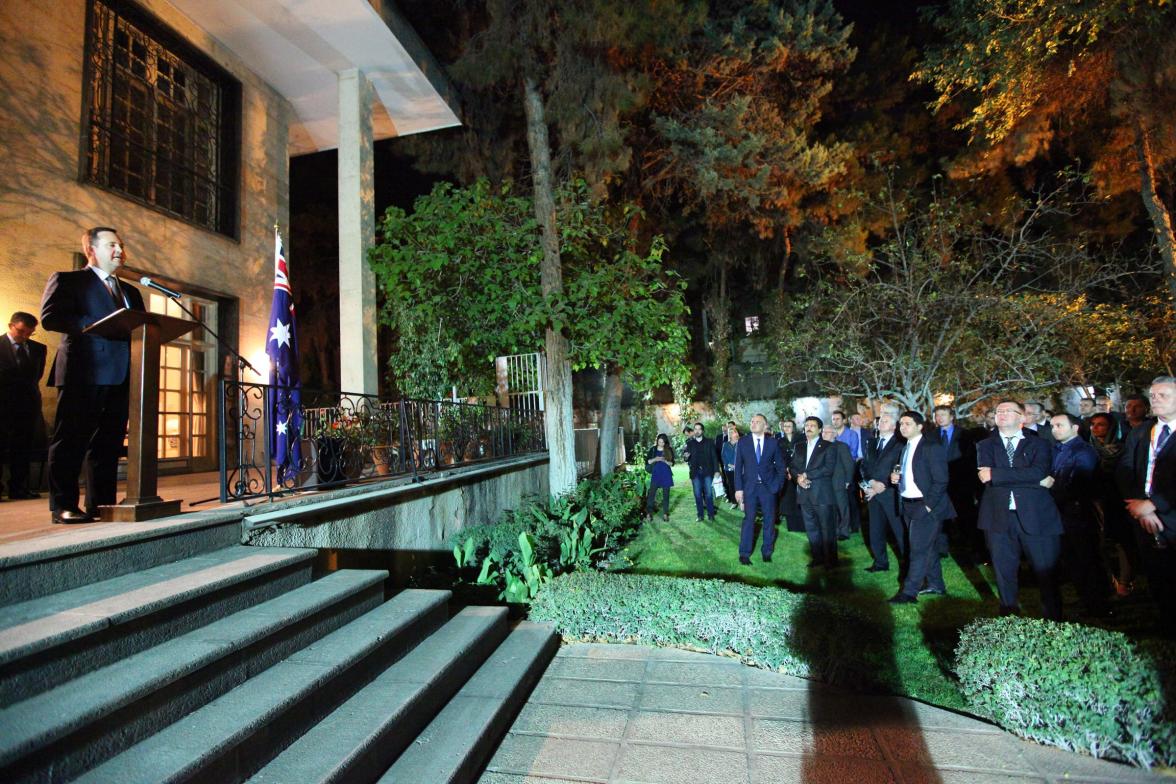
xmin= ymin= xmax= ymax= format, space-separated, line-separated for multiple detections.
xmin=646 ymin=433 xmax=675 ymax=521
xmin=777 ymin=419 xmax=805 ymax=532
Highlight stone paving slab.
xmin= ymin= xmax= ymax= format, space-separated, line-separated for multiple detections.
xmin=480 ymin=642 xmax=1167 ymax=784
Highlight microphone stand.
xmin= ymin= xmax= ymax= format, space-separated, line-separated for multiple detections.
xmin=157 ymin=291 xmax=262 ymax=379
xmin=150 ymin=289 xmax=265 ymax=508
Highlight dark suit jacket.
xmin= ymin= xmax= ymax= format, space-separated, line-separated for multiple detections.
xmin=0 ymin=337 xmax=46 ymax=410
xmin=41 ymin=268 xmax=146 ymax=386
xmin=898 ymin=437 xmax=956 ymax=521
xmin=862 ymin=432 xmax=905 ymax=493
xmin=829 ymin=439 xmax=854 ymax=490
xmin=1050 ymin=437 xmax=1098 ymax=525
xmin=1116 ymin=418 xmax=1176 ymax=542
xmin=977 ymin=431 xmax=1062 ymax=535
xmin=684 ymin=436 xmax=718 ymax=479
xmin=734 ymin=434 xmax=785 ymax=496
xmin=793 ymin=437 xmax=837 ymax=506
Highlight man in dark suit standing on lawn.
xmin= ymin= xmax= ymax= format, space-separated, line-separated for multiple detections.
xmin=0 ymin=312 xmax=47 ymax=499
xmin=734 ymin=413 xmax=786 ymax=565
xmin=888 ymin=411 xmax=955 ymax=604
xmin=41 ymin=227 xmax=146 ymax=523
xmin=976 ymin=399 xmax=1063 ymax=620
xmin=1116 ymin=376 xmax=1176 ymax=636
xmin=861 ymin=407 xmax=905 ymax=574
xmin=794 ymin=416 xmax=839 ymax=568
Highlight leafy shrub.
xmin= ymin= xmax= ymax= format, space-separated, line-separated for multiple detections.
xmin=529 ymin=571 xmax=892 ymax=691
xmin=955 ymin=616 xmax=1176 ymax=768
xmin=452 ymin=469 xmax=649 ymax=600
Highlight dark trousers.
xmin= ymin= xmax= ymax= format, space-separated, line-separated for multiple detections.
xmin=835 ymin=487 xmax=851 ymax=537
xmin=866 ymin=490 xmax=905 ymax=569
xmin=986 ymin=512 xmax=1062 ymax=621
xmin=901 ymin=499 xmax=945 ymax=597
xmin=848 ymin=486 xmax=862 ymax=533
xmin=1136 ymin=527 xmax=1176 ymax=637
xmin=48 ymin=383 xmax=129 ymax=514
xmin=1060 ymin=514 xmax=1110 ymax=614
xmin=740 ymin=486 xmax=777 ymax=558
xmin=644 ymin=486 xmax=672 ymax=517
xmin=0 ymin=400 xmax=39 ymax=496
xmin=800 ymin=502 xmax=837 ymax=565
xmin=691 ymin=474 xmax=716 ymax=519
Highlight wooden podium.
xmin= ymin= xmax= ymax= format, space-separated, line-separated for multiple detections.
xmin=84 ymin=309 xmax=198 ymax=521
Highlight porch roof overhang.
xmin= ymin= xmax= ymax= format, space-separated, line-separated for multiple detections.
xmin=168 ymin=0 xmax=461 ymax=155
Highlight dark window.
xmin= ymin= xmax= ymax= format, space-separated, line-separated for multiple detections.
xmin=83 ymin=0 xmax=240 ymax=238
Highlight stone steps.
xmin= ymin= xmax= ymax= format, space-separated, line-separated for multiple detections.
xmin=381 ymin=621 xmax=559 ymax=784
xmin=0 ymin=511 xmax=558 ymax=783
xmin=0 ymin=569 xmax=390 ymax=783
xmin=0 ymin=545 xmax=317 ymax=705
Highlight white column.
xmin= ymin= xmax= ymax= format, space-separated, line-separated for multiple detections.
xmin=337 ymin=68 xmax=378 ymax=394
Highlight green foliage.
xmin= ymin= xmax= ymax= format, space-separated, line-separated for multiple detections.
xmin=369 ymin=178 xmax=690 ymax=398
xmin=452 ymin=470 xmax=649 ymax=601
xmin=955 ymin=616 xmax=1176 ymax=768
xmin=530 ymin=571 xmax=891 ymax=690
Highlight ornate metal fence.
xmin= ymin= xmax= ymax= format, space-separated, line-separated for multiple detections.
xmin=219 ymin=380 xmax=546 ymax=503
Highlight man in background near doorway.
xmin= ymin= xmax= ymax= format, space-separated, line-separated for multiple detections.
xmin=0 ymin=312 xmax=47 ymax=499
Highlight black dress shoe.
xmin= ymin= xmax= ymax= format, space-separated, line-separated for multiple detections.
xmin=887 ymin=593 xmax=917 ymax=604
xmin=10 ymin=491 xmax=40 ymax=500
xmin=762 ymin=554 xmax=772 ymax=563
xmin=739 ymin=556 xmax=752 ymax=565
xmin=52 ymin=509 xmax=93 ymax=524
xmin=865 ymin=565 xmax=889 ymax=573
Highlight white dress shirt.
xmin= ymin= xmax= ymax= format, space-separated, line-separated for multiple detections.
xmin=900 ymin=434 xmax=922 ymax=499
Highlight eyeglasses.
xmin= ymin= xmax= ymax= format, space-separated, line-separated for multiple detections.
xmin=994 ymin=408 xmax=1022 ymax=415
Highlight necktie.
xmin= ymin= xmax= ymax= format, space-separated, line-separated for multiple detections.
xmin=1005 ymin=437 xmax=1016 ymax=467
xmin=105 ymin=276 xmax=123 ymax=307
xmin=755 ymin=437 xmax=762 ymax=462
xmin=1159 ymin=424 xmax=1171 ymax=453
xmin=940 ymin=427 xmax=948 ymax=445
xmin=14 ymin=342 xmax=28 ymax=370
xmin=899 ymin=444 xmax=909 ymax=494
xmin=879 ymin=437 xmax=887 ymax=453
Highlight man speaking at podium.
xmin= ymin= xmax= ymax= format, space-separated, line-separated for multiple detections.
xmin=40 ymin=227 xmax=145 ymax=523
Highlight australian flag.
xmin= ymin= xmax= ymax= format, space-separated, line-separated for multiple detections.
xmin=267 ymin=228 xmax=302 ymax=483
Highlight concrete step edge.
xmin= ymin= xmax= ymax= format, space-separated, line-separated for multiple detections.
xmin=247 ymin=606 xmax=511 ymax=784
xmin=0 ymin=569 xmax=391 ymax=768
xmin=380 ymin=622 xmax=558 ymax=784
xmin=0 ymin=546 xmax=318 ymax=666
xmin=72 ymin=588 xmax=453 ymax=784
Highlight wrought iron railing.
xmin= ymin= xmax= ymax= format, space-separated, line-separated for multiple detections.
xmin=219 ymin=379 xmax=546 ymax=503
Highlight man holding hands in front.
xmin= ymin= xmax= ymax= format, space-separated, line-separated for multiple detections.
xmin=734 ymin=414 xmax=786 ymax=565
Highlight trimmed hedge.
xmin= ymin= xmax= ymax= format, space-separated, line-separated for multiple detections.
xmin=956 ymin=616 xmax=1176 ymax=768
xmin=529 ymin=571 xmax=892 ymax=691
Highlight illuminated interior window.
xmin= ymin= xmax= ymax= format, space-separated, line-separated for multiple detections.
xmin=147 ymin=289 xmax=216 ymax=462
xmin=744 ymin=315 xmax=760 ymax=335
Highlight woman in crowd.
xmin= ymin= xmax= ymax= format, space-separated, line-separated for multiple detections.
xmin=1089 ymin=412 xmax=1140 ymax=596
xmin=721 ymin=426 xmax=740 ymax=509
xmin=645 ymin=433 xmax=675 ymax=521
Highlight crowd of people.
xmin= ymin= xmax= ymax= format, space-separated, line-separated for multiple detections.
xmin=645 ymin=377 xmax=1176 ymax=634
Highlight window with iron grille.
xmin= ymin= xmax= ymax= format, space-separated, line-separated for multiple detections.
xmin=82 ymin=0 xmax=240 ymax=238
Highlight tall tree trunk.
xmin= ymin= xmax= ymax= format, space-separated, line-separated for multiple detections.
xmin=523 ymin=75 xmax=578 ymax=496
xmin=705 ymin=262 xmax=732 ymax=404
xmin=598 ymin=364 xmax=623 ymax=476
xmin=1135 ymin=119 xmax=1176 ymax=307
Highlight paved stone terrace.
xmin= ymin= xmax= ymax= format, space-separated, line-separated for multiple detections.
xmin=480 ymin=643 xmax=1166 ymax=784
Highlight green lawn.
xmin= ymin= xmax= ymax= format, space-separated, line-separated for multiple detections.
xmin=625 ymin=464 xmax=1155 ymax=712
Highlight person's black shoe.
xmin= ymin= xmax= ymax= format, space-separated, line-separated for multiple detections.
xmin=762 ymin=554 xmax=772 ymax=563
xmin=739 ymin=556 xmax=752 ymax=565
xmin=697 ymin=516 xmax=704 ymax=522
xmin=52 ymin=509 xmax=93 ymax=525
xmin=918 ymin=588 xmax=946 ymax=597
xmin=865 ymin=565 xmax=888 ymax=573
xmin=708 ymin=516 xmax=716 ymax=522
xmin=998 ymin=605 xmax=1021 ymax=617
xmin=837 ymin=534 xmax=850 ymax=541
xmin=888 ymin=593 xmax=917 ymax=604
xmin=10 ymin=491 xmax=40 ymax=500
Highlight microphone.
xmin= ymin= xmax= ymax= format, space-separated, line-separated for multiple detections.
xmin=139 ymin=276 xmax=182 ymax=299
